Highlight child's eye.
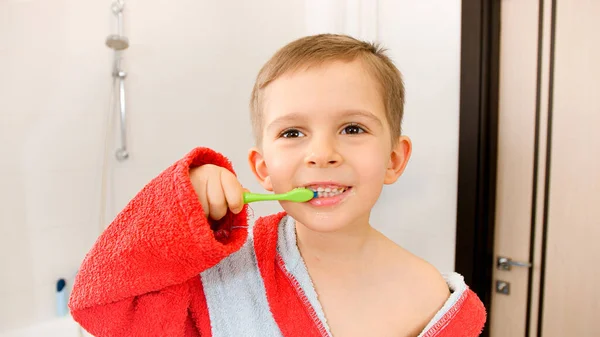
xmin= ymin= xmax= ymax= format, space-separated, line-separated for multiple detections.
xmin=341 ymin=124 xmax=365 ymax=135
xmin=280 ymin=129 xmax=305 ymax=138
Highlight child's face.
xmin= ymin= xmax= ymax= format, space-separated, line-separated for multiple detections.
xmin=249 ymin=60 xmax=411 ymax=232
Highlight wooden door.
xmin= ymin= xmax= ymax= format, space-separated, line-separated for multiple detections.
xmin=490 ymin=0 xmax=600 ymax=336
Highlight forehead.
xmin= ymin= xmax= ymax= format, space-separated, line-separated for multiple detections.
xmin=261 ymin=60 xmax=385 ymax=125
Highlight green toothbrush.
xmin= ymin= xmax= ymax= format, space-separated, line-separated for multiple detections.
xmin=243 ymin=188 xmax=317 ymax=204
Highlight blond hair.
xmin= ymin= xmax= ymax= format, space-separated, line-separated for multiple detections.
xmin=250 ymin=34 xmax=405 ymax=145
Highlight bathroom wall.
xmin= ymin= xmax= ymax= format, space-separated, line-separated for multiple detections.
xmin=0 ymin=0 xmax=461 ymax=333
xmin=1 ymin=0 xmax=113 ymax=333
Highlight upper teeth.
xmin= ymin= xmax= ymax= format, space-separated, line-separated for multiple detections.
xmin=309 ymin=186 xmax=347 ymax=198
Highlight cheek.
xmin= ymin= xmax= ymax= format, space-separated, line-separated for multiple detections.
xmin=263 ymin=147 xmax=301 ymax=191
xmin=344 ymin=143 xmax=390 ymax=184
xmin=352 ymin=154 xmax=388 ymax=207
xmin=356 ymin=159 xmax=387 ymax=188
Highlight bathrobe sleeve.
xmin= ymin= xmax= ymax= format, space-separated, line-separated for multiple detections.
xmin=69 ymin=147 xmax=249 ymax=337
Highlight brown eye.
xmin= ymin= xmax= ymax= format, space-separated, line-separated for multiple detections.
xmin=342 ymin=124 xmax=365 ymax=135
xmin=281 ymin=129 xmax=304 ymax=138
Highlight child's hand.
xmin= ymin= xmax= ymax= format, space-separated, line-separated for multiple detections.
xmin=189 ymin=164 xmax=246 ymax=220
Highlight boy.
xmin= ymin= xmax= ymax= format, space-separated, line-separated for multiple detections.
xmin=69 ymin=34 xmax=485 ymax=337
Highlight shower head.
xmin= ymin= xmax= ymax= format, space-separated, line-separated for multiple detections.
xmin=107 ymin=0 xmax=128 ymax=50
xmin=106 ymin=34 xmax=129 ymax=50
xmin=111 ymin=0 xmax=125 ymax=15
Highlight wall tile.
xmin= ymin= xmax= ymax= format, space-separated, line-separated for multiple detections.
xmin=22 ymin=170 xmax=101 ymax=232
xmin=29 ymin=223 xmax=97 ymax=290
xmin=0 ymin=289 xmax=37 ymax=332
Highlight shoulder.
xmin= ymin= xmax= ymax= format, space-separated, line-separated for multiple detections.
xmin=425 ymin=274 xmax=487 ymax=337
xmin=390 ymin=246 xmax=449 ymax=312
xmin=376 ymin=235 xmax=450 ymax=332
xmin=376 ymin=234 xmax=449 ymax=302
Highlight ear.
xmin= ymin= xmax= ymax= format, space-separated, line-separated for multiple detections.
xmin=248 ymin=147 xmax=273 ymax=191
xmin=384 ymin=136 xmax=412 ymax=184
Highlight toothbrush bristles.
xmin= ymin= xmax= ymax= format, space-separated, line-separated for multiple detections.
xmin=312 ymin=191 xmax=318 ymax=198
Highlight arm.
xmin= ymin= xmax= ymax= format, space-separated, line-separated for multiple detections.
xmin=69 ymin=147 xmax=248 ymax=336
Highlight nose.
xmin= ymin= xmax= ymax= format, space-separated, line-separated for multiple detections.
xmin=304 ymin=135 xmax=343 ymax=168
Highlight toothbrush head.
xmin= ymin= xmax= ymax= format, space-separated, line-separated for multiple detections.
xmin=285 ymin=188 xmax=317 ymax=202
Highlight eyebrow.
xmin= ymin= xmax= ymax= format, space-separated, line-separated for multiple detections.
xmin=266 ymin=109 xmax=383 ymax=132
xmin=341 ymin=109 xmax=383 ymax=126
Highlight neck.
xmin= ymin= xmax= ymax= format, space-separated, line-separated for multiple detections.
xmin=295 ymin=215 xmax=375 ymax=264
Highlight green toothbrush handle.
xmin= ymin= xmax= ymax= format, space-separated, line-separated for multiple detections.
xmin=243 ymin=188 xmax=315 ymax=204
xmin=243 ymin=192 xmax=278 ymax=204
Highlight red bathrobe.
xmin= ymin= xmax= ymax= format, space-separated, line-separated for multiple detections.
xmin=69 ymin=147 xmax=486 ymax=337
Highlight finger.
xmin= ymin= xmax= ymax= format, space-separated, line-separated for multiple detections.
xmin=195 ymin=175 xmax=210 ymax=218
xmin=221 ymin=171 xmax=244 ymax=214
xmin=206 ymin=171 xmax=227 ymax=221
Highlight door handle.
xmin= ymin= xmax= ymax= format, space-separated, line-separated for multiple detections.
xmin=497 ymin=256 xmax=532 ymax=271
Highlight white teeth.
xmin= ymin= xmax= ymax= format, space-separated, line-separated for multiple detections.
xmin=312 ymin=187 xmax=348 ymax=198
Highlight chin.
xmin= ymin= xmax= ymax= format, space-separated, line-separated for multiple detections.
xmin=296 ymin=217 xmax=349 ymax=233
xmin=281 ymin=203 xmax=369 ymax=233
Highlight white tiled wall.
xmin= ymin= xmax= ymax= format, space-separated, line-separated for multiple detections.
xmin=0 ymin=0 xmax=461 ymax=332
xmin=1 ymin=0 xmax=113 ymax=331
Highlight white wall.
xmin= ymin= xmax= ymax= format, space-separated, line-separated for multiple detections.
xmin=0 ymin=0 xmax=461 ymax=332
xmin=374 ymin=0 xmax=462 ymax=272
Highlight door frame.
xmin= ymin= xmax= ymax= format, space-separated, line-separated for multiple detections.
xmin=455 ymin=1 xmax=501 ymax=336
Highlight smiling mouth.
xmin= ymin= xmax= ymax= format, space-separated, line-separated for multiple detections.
xmin=305 ymin=185 xmax=351 ymax=198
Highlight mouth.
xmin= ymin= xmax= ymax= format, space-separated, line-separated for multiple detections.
xmin=306 ymin=185 xmax=350 ymax=198
xmin=301 ymin=183 xmax=353 ymax=206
